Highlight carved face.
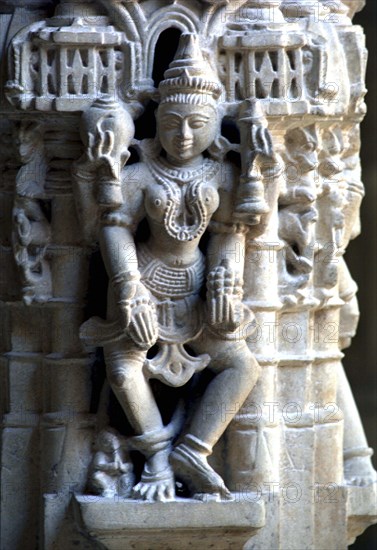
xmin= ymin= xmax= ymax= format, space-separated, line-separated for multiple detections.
xmin=157 ymin=102 xmax=217 ymax=162
xmin=319 ymin=128 xmax=344 ymax=178
xmin=16 ymin=122 xmax=42 ymax=163
xmin=285 ymin=127 xmax=318 ymax=173
xmin=98 ymin=432 xmax=119 ymax=453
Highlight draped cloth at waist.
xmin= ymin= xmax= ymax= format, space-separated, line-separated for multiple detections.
xmin=137 ymin=243 xmax=205 ymax=344
xmin=137 ymin=243 xmax=205 ymax=300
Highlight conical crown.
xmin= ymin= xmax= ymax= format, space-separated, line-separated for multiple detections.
xmin=159 ymin=33 xmax=222 ymax=104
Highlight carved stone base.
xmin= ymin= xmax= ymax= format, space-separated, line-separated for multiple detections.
xmin=73 ymin=494 xmax=265 ymax=550
xmin=347 ymin=483 xmax=377 ymax=546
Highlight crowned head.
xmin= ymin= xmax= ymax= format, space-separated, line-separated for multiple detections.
xmin=157 ymin=34 xmax=223 ymax=163
xmin=158 ymin=33 xmax=222 ymax=107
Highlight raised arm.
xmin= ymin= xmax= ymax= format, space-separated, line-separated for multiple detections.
xmin=206 ymin=224 xmax=247 ymax=332
xmin=204 ymin=161 xmax=249 ymax=331
xmin=73 ymin=114 xmax=158 ymax=350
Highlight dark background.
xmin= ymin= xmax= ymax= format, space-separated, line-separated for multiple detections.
xmin=347 ymin=2 xmax=377 ymax=548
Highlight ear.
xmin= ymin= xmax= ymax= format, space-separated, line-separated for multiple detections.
xmin=121 ymin=150 xmax=131 ymax=165
xmin=207 ymin=135 xmax=231 ymax=162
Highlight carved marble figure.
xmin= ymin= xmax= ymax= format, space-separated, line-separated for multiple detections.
xmin=75 ymin=33 xmax=260 ymax=502
xmin=0 ymin=1 xmax=375 ymax=549
xmin=88 ymin=428 xmax=135 ymax=498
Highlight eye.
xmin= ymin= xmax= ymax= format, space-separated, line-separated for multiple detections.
xmin=164 ymin=120 xmax=180 ymax=130
xmin=303 ymin=142 xmax=315 ymax=153
xmin=161 ymin=117 xmax=180 ymax=129
xmin=189 ymin=118 xmax=209 ymax=129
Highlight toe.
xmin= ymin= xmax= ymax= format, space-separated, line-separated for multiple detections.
xmin=165 ymin=483 xmax=175 ymax=501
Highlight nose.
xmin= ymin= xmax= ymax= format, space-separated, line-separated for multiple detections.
xmin=179 ymin=120 xmax=192 ymax=140
xmin=320 ymin=157 xmax=344 ymax=177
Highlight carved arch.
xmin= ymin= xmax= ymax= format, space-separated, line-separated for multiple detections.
xmin=98 ymin=0 xmax=144 ymax=43
xmin=144 ymin=6 xmax=199 ymax=80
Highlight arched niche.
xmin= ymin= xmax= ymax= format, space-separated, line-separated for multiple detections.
xmin=151 ymin=27 xmax=182 ymax=87
xmin=144 ymin=6 xmax=199 ymax=80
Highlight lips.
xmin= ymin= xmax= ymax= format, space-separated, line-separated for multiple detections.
xmin=174 ymin=139 xmax=194 ymax=152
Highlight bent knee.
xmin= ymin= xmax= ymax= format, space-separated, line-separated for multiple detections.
xmin=236 ymin=351 xmax=260 ymax=379
xmin=234 ymin=341 xmax=255 ymax=368
xmin=210 ymin=341 xmax=260 ymax=376
xmin=90 ymin=471 xmax=110 ymax=489
xmin=108 ymin=369 xmax=129 ymax=389
xmin=106 ymin=359 xmax=145 ymax=390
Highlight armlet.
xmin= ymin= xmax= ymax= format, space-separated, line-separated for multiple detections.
xmin=100 ymin=210 xmax=135 ymax=230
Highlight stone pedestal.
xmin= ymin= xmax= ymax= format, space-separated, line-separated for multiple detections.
xmin=72 ymin=495 xmax=265 ymax=550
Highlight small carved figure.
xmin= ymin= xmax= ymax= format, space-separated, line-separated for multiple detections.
xmin=88 ymin=428 xmax=135 ymax=498
xmin=12 ymin=121 xmax=51 ymax=305
xmin=278 ymin=125 xmax=319 ymax=307
xmin=314 ymin=126 xmax=345 ymax=305
xmin=337 ymin=124 xmax=364 ymax=350
xmin=75 ymin=33 xmax=260 ymax=502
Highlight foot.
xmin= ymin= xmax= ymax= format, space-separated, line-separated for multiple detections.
xmin=170 ymin=443 xmax=233 ymax=500
xmin=118 ymin=472 xmax=136 ymax=498
xmin=102 ymin=488 xmax=116 ymax=498
xmin=132 ymin=465 xmax=175 ymax=502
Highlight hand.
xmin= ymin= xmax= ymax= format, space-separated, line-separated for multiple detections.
xmin=73 ymin=127 xmax=116 ymax=177
xmin=129 ymin=295 xmax=158 ymax=349
xmin=118 ymin=282 xmax=158 ymax=349
xmin=86 ymin=127 xmax=122 ymax=181
xmin=87 ymin=127 xmax=114 ymax=165
xmin=207 ymin=260 xmax=244 ymax=331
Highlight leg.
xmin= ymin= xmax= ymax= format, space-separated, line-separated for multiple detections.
xmin=170 ymin=335 xmax=260 ymax=499
xmin=104 ymin=341 xmax=161 ymax=434
xmin=89 ymin=471 xmax=116 ymax=497
xmin=188 ymin=338 xmax=260 ymax=446
xmin=104 ymin=340 xmax=175 ymax=501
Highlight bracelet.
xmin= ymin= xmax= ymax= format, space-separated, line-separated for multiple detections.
xmin=111 ymin=270 xmax=140 ymax=288
xmin=343 ymin=446 xmax=373 ymax=460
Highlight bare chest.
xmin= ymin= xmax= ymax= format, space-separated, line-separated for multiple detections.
xmin=144 ymin=158 xmax=221 ymax=242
